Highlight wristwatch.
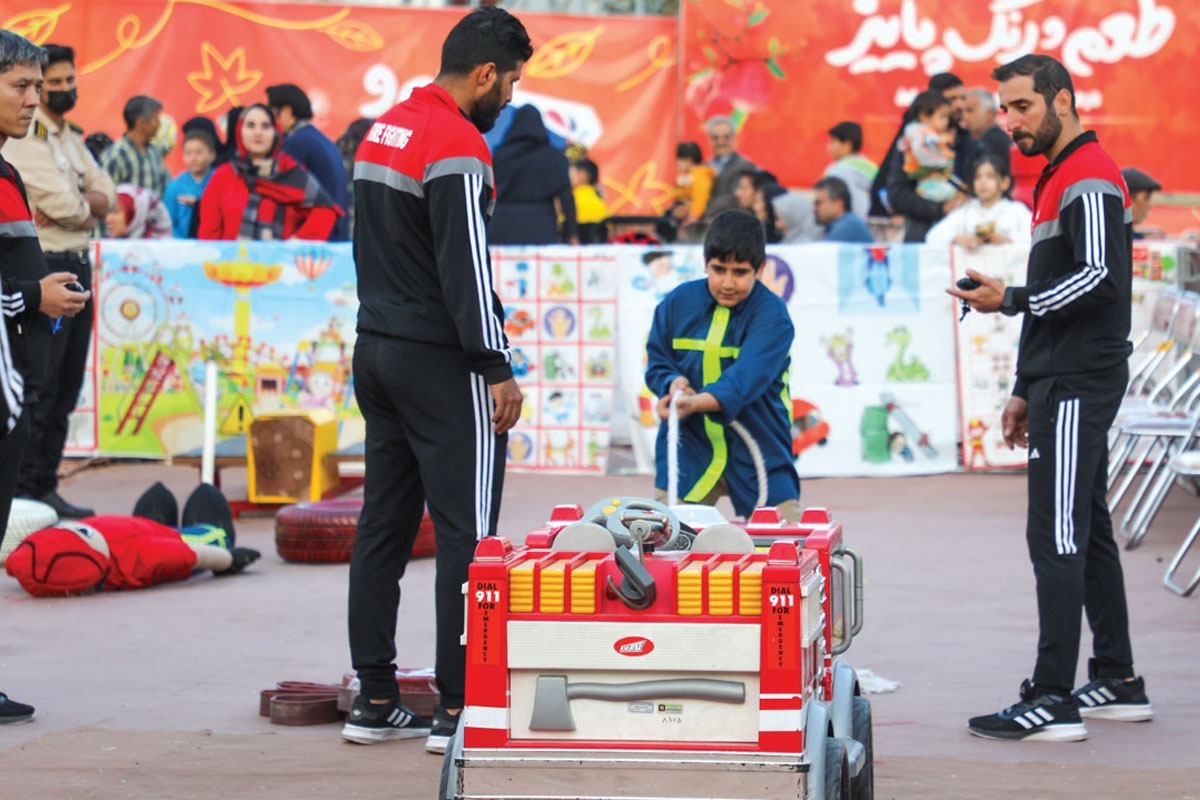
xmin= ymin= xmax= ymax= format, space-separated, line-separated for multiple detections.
xmin=999 ymin=287 xmax=1019 ymax=317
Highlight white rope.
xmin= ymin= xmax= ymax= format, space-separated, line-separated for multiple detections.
xmin=667 ymin=390 xmax=681 ymax=507
xmin=667 ymin=391 xmax=767 ymax=512
xmin=730 ymin=420 xmax=768 ymax=509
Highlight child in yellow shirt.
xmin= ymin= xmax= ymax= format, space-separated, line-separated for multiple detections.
xmin=570 ymin=158 xmax=609 ymax=244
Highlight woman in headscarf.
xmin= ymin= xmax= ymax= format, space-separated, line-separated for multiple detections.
xmin=196 ymin=104 xmax=340 ymax=241
xmin=769 ymin=191 xmax=824 ymax=244
xmin=488 ymin=105 xmax=577 ymax=245
xmin=105 ymin=183 xmax=172 ymax=239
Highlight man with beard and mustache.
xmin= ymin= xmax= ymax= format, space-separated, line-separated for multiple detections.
xmin=344 ymin=7 xmax=530 ymax=755
xmin=2 ymin=43 xmax=114 ymax=520
xmin=950 ymin=54 xmax=1151 ymax=743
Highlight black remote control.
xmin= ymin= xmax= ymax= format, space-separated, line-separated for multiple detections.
xmin=955 ymin=277 xmax=980 ymax=321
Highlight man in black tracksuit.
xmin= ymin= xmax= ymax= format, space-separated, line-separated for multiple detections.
xmin=0 ymin=30 xmax=92 ymax=725
xmin=952 ymin=54 xmax=1152 ymax=742
xmin=341 ymin=8 xmax=530 ymax=755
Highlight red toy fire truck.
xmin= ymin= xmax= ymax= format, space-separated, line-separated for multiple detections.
xmin=440 ymin=497 xmax=870 ymax=800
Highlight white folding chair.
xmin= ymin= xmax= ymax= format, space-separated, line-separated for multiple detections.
xmin=1161 ymin=450 xmax=1200 ymax=597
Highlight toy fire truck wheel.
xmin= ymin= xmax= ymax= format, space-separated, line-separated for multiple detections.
xmin=274 ymin=499 xmax=437 ymax=563
xmin=437 ymin=729 xmax=463 ymax=800
xmin=824 ymin=738 xmax=849 ymax=800
xmin=851 ymin=696 xmax=874 ymax=800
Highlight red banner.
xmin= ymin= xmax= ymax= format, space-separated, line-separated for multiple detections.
xmin=2 ymin=2 xmax=678 ymax=214
xmin=680 ymin=0 xmax=1197 ymax=193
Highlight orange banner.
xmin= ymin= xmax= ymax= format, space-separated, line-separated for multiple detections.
xmin=2 ymin=1 xmax=678 ymax=214
xmin=680 ymin=0 xmax=1197 ymax=193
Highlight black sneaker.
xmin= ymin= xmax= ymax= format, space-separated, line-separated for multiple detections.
xmin=968 ymin=680 xmax=1087 ymax=742
xmin=1074 ymin=675 xmax=1153 ymax=722
xmin=0 ymin=692 xmax=35 ymax=725
xmin=341 ymin=695 xmax=431 ymax=744
xmin=38 ymin=490 xmax=94 ymax=519
xmin=425 ymin=704 xmax=460 ymax=754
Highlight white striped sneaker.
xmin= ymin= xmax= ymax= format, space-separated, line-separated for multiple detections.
xmin=341 ymin=696 xmax=432 ymax=744
xmin=968 ymin=679 xmax=1088 ymax=742
xmin=1073 ymin=675 xmax=1153 ymax=722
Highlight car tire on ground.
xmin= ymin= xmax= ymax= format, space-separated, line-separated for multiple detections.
xmin=274 ymin=498 xmax=436 ymax=563
xmin=825 ymin=737 xmax=849 ymax=800
xmin=851 ymin=695 xmax=873 ymax=800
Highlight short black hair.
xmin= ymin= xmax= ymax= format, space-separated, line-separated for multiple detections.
xmin=908 ymin=90 xmax=949 ymax=121
xmin=122 ymin=95 xmax=162 ymax=130
xmin=827 ymin=121 xmax=863 ymax=152
xmin=750 ymin=169 xmax=777 ymax=191
xmin=704 ymin=209 xmax=766 ymax=268
xmin=182 ymin=130 xmax=216 ymax=152
xmin=42 ymin=43 xmax=74 ymax=68
xmin=676 ymin=141 xmax=703 ymax=163
xmin=265 ymin=83 xmax=312 ymax=121
xmin=439 ymin=7 xmax=533 ymax=78
xmin=991 ymin=54 xmax=1077 ymax=116
xmin=814 ymin=176 xmax=852 ymax=210
xmin=928 ymin=72 xmax=964 ymax=92
xmin=571 ymin=158 xmax=599 ymax=186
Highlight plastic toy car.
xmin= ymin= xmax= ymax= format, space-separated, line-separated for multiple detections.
xmin=440 ymin=497 xmax=871 ymax=800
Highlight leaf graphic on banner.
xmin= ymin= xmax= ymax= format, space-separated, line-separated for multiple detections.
xmin=617 ymin=35 xmax=676 ymax=93
xmin=186 ymin=43 xmax=262 ymax=114
xmin=602 ymin=161 xmax=676 ymax=216
xmin=525 ymin=26 xmax=604 ymax=79
xmin=323 ymin=19 xmax=384 ymax=51
xmin=2 ymin=4 xmax=69 ymax=44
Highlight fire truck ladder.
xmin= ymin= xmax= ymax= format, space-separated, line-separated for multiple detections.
xmin=116 ymin=348 xmax=176 ymax=435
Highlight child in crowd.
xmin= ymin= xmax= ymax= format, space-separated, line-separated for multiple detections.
xmin=163 ymin=130 xmax=217 ymax=237
xmin=926 ymin=153 xmax=1032 ymax=249
xmin=645 ymin=209 xmax=801 ymax=522
xmin=823 ymin=121 xmax=878 ymax=219
xmin=666 ymin=141 xmax=716 ymax=242
xmin=569 ymin=157 xmax=609 ymax=244
xmin=899 ymin=91 xmax=959 ymax=204
xmin=105 ymin=183 xmax=172 ymax=239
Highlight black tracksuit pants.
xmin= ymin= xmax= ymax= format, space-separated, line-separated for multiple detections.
xmin=0 ymin=411 xmax=32 ymax=549
xmin=1025 ymin=362 xmax=1134 ymax=693
xmin=16 ymin=250 xmax=92 ymax=499
xmin=348 ymin=333 xmax=506 ymax=709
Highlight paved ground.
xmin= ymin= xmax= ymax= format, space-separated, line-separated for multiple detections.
xmin=2 ymin=461 xmax=1198 ymax=799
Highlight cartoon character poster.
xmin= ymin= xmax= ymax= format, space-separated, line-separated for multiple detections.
xmin=495 ymin=248 xmax=617 ymax=473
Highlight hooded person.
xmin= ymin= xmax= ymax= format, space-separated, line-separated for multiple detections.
xmin=196 ymin=103 xmax=341 ymax=241
xmin=770 ymin=191 xmax=824 ymax=244
xmin=106 ymin=183 xmax=172 ymax=238
xmin=487 ymin=105 xmax=577 ymax=245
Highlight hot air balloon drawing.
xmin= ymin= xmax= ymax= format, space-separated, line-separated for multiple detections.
xmin=294 ymin=250 xmax=333 ymax=291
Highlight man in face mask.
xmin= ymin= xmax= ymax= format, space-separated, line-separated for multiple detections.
xmin=1 ymin=43 xmax=115 ymax=518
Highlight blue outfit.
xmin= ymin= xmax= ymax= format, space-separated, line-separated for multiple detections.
xmin=280 ymin=122 xmax=350 ymax=241
xmin=645 ymin=279 xmax=799 ymax=518
xmin=162 ymin=170 xmax=211 ymax=237
xmin=824 ymin=212 xmax=874 ymax=243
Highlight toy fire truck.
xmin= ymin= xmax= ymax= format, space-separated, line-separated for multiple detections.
xmin=440 ymin=497 xmax=870 ymax=800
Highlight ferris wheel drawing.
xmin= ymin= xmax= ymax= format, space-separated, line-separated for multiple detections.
xmin=98 ymin=261 xmax=182 ymax=344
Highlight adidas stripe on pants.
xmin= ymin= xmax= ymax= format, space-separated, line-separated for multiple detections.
xmin=1024 ymin=362 xmax=1133 ymax=692
xmin=348 ymin=333 xmax=506 ymax=710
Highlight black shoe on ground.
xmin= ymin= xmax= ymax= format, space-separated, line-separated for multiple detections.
xmin=426 ymin=704 xmax=461 ymax=754
xmin=1074 ymin=675 xmax=1153 ymax=722
xmin=341 ymin=695 xmax=431 ymax=744
xmin=38 ymin=490 xmax=94 ymax=519
xmin=213 ymin=547 xmax=261 ymax=576
xmin=0 ymin=692 xmax=35 ymax=725
xmin=968 ymin=679 xmax=1087 ymax=742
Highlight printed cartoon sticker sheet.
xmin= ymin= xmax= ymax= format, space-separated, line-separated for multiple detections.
xmin=495 ymin=248 xmax=618 ymax=473
xmin=616 ymin=244 xmax=962 ymax=478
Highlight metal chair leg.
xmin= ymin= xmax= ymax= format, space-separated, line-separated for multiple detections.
xmin=1163 ymin=515 xmax=1200 ymax=597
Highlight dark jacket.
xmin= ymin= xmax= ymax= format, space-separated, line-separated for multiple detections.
xmin=488 ymin=106 xmax=575 ymax=245
xmin=352 ymin=84 xmax=512 ymax=385
xmin=1011 ymin=131 xmax=1132 ymax=396
xmin=704 ymin=152 xmax=756 ymax=220
xmin=281 ymin=122 xmax=351 ymax=241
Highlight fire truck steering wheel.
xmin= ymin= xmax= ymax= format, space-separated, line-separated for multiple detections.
xmin=581 ymin=497 xmax=682 ymax=550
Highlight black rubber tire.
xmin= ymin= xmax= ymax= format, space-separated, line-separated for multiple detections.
xmin=438 ymin=729 xmax=463 ymax=800
xmin=825 ymin=738 xmax=849 ymax=800
xmin=851 ymin=695 xmax=874 ymax=800
xmin=274 ymin=498 xmax=436 ymax=563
